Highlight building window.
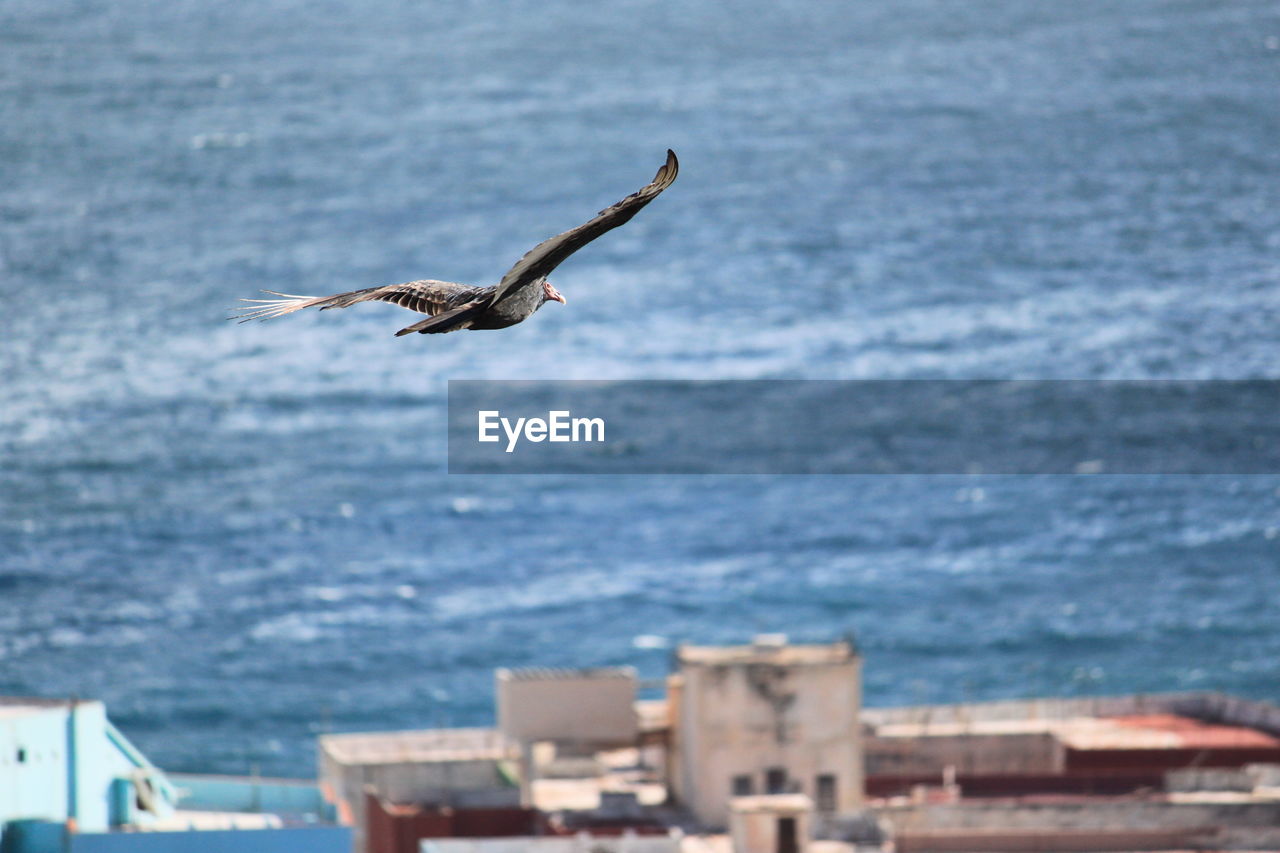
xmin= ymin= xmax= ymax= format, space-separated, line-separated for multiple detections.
xmin=732 ymin=774 xmax=754 ymax=797
xmin=765 ymin=766 xmax=787 ymax=794
xmin=16 ymin=748 xmax=26 ymax=764
xmin=816 ymin=773 xmax=837 ymax=812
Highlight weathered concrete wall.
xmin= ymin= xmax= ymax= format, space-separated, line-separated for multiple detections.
xmin=893 ymin=827 xmax=1214 ymax=852
xmin=866 ymin=732 xmax=1062 ymax=776
xmin=320 ymin=752 xmax=517 ymax=853
xmin=1164 ymin=767 xmax=1255 ymax=792
xmin=672 ymin=642 xmax=862 ymax=828
xmin=877 ymin=797 xmax=1280 ymax=832
xmin=729 ymin=797 xmax=813 ymax=853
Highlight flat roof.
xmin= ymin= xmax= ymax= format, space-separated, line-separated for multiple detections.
xmin=872 ymin=717 xmax=1077 ymax=739
xmin=319 ymin=727 xmax=516 ymax=766
xmin=1067 ymin=714 xmax=1280 ymax=750
xmin=498 ymin=667 xmax=636 ymax=682
xmin=635 ymin=699 xmax=669 ymax=733
xmin=148 ymin=811 xmax=283 ymax=831
xmin=872 ymin=713 xmax=1280 ymax=750
xmin=729 ymin=794 xmax=815 ymax=813
xmin=677 ymin=640 xmax=856 ymax=667
xmin=0 ymin=697 xmax=93 ymax=719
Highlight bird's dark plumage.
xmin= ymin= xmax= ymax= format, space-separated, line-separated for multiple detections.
xmin=234 ymin=150 xmax=678 ymax=335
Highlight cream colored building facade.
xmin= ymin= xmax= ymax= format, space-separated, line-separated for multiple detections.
xmin=669 ymin=636 xmax=863 ymax=828
xmin=496 ymin=667 xmax=638 ymax=745
xmin=729 ymin=794 xmax=814 ymax=853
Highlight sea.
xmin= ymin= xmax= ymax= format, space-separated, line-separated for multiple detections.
xmin=2 ymin=0 xmax=1279 ymax=777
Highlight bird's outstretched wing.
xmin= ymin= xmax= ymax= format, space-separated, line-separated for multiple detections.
xmin=489 ymin=149 xmax=678 ymax=305
xmin=234 ymin=280 xmax=485 ymax=322
xmin=393 ymin=298 xmax=492 ymax=336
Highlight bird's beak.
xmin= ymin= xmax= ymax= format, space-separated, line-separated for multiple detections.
xmin=545 ymin=284 xmax=566 ymax=305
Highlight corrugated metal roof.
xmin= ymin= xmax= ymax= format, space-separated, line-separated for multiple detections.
xmin=319 ymin=727 xmax=516 ymax=766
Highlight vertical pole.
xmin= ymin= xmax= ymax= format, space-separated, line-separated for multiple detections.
xmin=65 ymin=700 xmax=79 ymax=823
xmin=520 ymin=740 xmax=535 ymax=808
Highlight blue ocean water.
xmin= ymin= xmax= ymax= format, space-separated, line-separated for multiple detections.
xmin=2 ymin=0 xmax=1279 ymax=776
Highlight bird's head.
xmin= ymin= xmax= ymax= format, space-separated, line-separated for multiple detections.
xmin=542 ymin=280 xmax=566 ymax=305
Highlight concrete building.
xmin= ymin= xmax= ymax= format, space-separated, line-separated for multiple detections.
xmin=729 ymin=794 xmax=813 ymax=853
xmin=858 ymin=693 xmax=1280 ymax=852
xmin=365 ymin=794 xmax=549 ymax=853
xmin=496 ymin=667 xmax=639 ymax=805
xmin=0 ymin=696 xmax=349 ymax=853
xmin=0 ymin=697 xmax=176 ymax=832
xmin=668 ymin=636 xmax=863 ymax=828
xmin=863 ymin=692 xmax=1280 ymax=798
xmin=879 ymin=792 xmax=1280 ymax=852
xmin=319 ymin=728 xmax=520 ymax=853
xmin=497 ymin=668 xmax=638 ymax=747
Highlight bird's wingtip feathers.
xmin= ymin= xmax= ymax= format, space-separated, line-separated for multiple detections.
xmin=228 ymin=291 xmax=322 ymax=322
xmin=655 ymin=149 xmax=678 ymax=187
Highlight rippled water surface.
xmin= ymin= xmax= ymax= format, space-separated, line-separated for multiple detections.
xmin=2 ymin=0 xmax=1279 ymax=775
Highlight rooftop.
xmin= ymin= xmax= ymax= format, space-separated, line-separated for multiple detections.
xmin=1066 ymin=714 xmax=1280 ymax=750
xmin=498 ymin=666 xmax=636 ymax=682
xmin=677 ymin=636 xmax=856 ymax=667
xmin=862 ymin=692 xmax=1280 ymax=732
xmin=635 ymin=699 xmax=670 ymax=734
xmin=872 ymin=713 xmax=1280 ymax=750
xmin=319 ymin=727 xmax=516 ymax=766
xmin=728 ymin=794 xmax=815 ymax=814
xmin=0 ymin=696 xmax=96 ymax=719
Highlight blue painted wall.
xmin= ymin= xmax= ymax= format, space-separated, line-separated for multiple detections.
xmin=0 ymin=823 xmax=351 ymax=853
xmin=166 ymin=774 xmax=334 ymax=820
xmin=0 ymin=820 xmax=67 ymax=853
xmin=0 ymin=703 xmax=175 ymax=833
xmin=0 ymin=708 xmax=71 ymax=827
xmin=70 ymin=827 xmax=352 ymax=853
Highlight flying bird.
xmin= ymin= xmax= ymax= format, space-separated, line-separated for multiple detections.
xmin=235 ymin=150 xmax=678 ymax=335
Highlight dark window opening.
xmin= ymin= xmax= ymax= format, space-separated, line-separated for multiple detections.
xmin=732 ymin=774 xmax=754 ymax=797
xmin=816 ymin=773 xmax=837 ymax=812
xmin=16 ymin=748 xmax=26 ymax=764
xmin=777 ymin=816 xmax=798 ymax=853
xmin=765 ymin=766 xmax=787 ymax=794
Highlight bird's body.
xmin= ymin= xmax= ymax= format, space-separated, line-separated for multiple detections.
xmin=236 ymin=150 xmax=678 ymax=335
